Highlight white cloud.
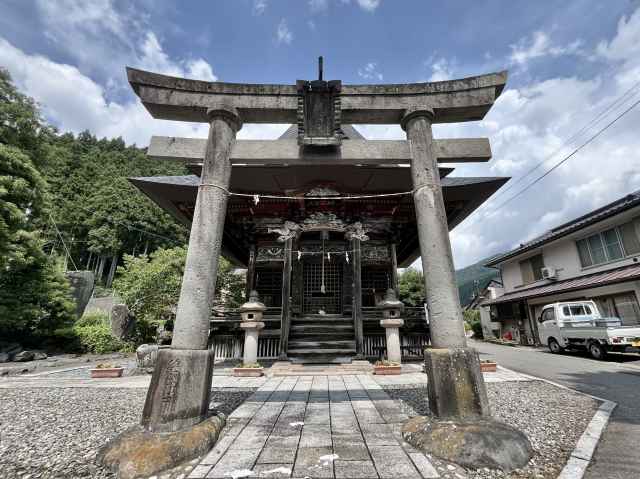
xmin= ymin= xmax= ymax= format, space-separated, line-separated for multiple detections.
xmin=0 ymin=36 xmax=285 ymax=147
xmin=428 ymin=57 xmax=455 ymax=82
xmin=136 ymin=32 xmax=217 ymax=81
xmin=357 ymin=62 xmax=383 ymax=81
xmin=253 ymin=0 xmax=267 ymax=15
xmin=596 ymin=8 xmax=640 ymax=62
xmin=509 ymin=31 xmax=583 ymax=66
xmin=447 ymin=70 xmax=640 ymax=268
xmin=34 ymin=0 xmax=217 ymax=85
xmin=276 ymin=19 xmax=293 ymax=45
xmin=337 ymin=0 xmax=381 ymax=12
xmin=355 ymin=0 xmax=381 ymax=12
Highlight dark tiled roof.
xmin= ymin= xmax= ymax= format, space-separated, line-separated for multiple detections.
xmin=482 ymin=263 xmax=640 ymax=305
xmin=130 ymin=174 xmax=506 ymax=189
xmin=279 ymin=124 xmax=365 ymax=140
xmin=486 ymin=190 xmax=640 ymax=267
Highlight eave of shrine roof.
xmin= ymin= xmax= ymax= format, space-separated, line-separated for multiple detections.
xmin=130 ymin=173 xmax=506 ymax=267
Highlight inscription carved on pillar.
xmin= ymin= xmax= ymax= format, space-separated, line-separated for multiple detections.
xmin=160 ymin=357 xmax=181 ymax=418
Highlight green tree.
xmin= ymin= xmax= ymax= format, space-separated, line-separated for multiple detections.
xmin=0 ymin=68 xmax=44 ymax=158
xmin=463 ymin=309 xmax=483 ymax=339
xmin=0 ymin=144 xmax=74 ymax=336
xmin=398 ymin=267 xmax=425 ymax=306
xmin=113 ymin=247 xmax=246 ymax=337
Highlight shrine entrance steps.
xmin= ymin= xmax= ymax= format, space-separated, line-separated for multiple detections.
xmin=287 ymin=315 xmax=356 ymax=364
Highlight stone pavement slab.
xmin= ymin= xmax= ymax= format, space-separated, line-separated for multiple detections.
xmin=188 ymin=374 xmax=442 ymax=479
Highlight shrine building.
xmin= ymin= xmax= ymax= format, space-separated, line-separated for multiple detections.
xmin=132 ymin=124 xmax=506 ymax=363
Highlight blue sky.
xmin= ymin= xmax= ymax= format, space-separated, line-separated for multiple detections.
xmin=2 ymin=0 xmax=640 ymax=268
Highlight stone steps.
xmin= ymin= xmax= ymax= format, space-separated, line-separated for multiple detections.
xmin=287 ymin=315 xmax=356 ymax=364
xmin=288 ymin=340 xmax=356 ymax=349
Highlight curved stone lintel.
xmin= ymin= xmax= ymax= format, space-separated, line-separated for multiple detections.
xmin=126 ymin=67 xmax=507 ymax=124
xmin=127 ymin=67 xmax=507 ymax=99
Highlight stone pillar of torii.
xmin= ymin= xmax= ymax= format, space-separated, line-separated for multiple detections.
xmin=101 ymin=60 xmax=532 ymax=476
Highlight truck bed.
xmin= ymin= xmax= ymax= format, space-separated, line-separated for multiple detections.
xmin=560 ymin=324 xmax=640 ymax=340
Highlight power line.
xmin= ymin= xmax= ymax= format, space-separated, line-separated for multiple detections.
xmin=490 ymin=96 xmax=640 ymax=211
xmin=48 ymin=213 xmax=78 ymax=271
xmin=488 ymin=78 xmax=640 ymax=202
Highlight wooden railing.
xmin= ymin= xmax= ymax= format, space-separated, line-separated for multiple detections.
xmin=210 ymin=335 xmax=280 ymax=360
xmin=210 ymin=307 xmax=283 ymax=323
xmin=361 ymin=306 xmax=427 ymax=321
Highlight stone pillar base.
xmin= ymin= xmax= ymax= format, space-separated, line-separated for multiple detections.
xmin=402 ymin=416 xmax=532 ymax=471
xmin=141 ymin=348 xmax=215 ymax=433
xmin=423 ymin=347 xmax=490 ymax=418
xmin=98 ymin=413 xmax=225 ymax=479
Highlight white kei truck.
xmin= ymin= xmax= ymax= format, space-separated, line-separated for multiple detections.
xmin=538 ymin=301 xmax=640 ymax=360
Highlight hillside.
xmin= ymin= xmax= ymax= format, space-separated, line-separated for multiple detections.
xmin=456 ymin=255 xmax=502 ymax=307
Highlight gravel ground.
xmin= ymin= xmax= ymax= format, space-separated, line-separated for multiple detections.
xmin=384 ymin=380 xmax=599 ymax=479
xmin=0 ymin=387 xmax=255 ymax=479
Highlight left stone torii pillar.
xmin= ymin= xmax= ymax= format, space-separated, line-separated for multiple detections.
xmin=141 ymin=106 xmax=242 ymax=433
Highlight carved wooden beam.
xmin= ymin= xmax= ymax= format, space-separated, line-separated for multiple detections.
xmin=148 ymin=137 xmax=491 ymax=165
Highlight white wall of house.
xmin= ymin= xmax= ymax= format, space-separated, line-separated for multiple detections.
xmin=499 ymin=206 xmax=640 ymax=293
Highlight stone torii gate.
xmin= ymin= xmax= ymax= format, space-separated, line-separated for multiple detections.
xmin=103 ymin=62 xmax=531 ymax=476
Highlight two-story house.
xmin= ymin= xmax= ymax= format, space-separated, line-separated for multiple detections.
xmin=480 ymin=190 xmax=640 ymax=345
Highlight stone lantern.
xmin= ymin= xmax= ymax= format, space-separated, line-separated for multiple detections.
xmin=377 ymin=289 xmax=405 ymax=363
xmin=238 ymin=290 xmax=266 ymax=365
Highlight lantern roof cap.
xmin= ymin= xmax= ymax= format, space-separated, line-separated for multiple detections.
xmin=377 ymin=289 xmax=404 ymax=310
xmin=239 ymin=290 xmax=267 ymax=313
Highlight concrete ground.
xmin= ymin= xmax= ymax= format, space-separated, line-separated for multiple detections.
xmin=472 ymin=339 xmax=640 ymax=479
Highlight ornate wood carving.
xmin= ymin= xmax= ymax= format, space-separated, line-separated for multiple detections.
xmin=345 ymin=222 xmax=369 ymax=242
xmin=256 ymin=247 xmax=285 ymax=262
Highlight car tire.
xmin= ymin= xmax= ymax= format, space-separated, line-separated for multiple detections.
xmin=588 ymin=341 xmax=607 ymax=360
xmin=548 ymin=338 xmax=563 ymax=354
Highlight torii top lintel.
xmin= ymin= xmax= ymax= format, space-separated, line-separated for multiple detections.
xmin=126 ymin=67 xmax=507 ymax=125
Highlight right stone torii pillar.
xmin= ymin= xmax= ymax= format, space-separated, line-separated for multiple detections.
xmin=402 ymin=107 xmax=489 ymax=418
xmin=401 ymin=109 xmax=532 ymax=470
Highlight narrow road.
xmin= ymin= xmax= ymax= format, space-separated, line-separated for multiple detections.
xmin=472 ymin=340 xmax=640 ymax=479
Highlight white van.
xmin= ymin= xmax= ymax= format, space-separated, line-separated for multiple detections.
xmin=538 ymin=301 xmax=640 ymax=359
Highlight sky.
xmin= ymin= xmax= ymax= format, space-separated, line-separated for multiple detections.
xmin=1 ymin=0 xmax=640 ymax=269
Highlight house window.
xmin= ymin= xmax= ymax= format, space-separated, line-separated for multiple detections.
xmin=576 ymin=220 xmax=640 ymax=268
xmin=519 ymin=254 xmax=544 ymax=284
xmin=619 ymin=221 xmax=640 ymax=255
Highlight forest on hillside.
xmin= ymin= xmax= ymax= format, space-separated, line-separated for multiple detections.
xmin=0 ymin=68 xmax=189 ymax=341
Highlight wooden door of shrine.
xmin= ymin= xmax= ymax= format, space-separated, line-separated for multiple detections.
xmin=302 ymin=259 xmax=343 ymax=314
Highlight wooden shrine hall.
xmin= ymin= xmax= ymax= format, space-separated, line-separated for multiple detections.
xmin=131 ymin=124 xmax=506 ymax=363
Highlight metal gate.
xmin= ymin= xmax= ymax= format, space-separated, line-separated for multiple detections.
xmin=303 ymin=260 xmax=343 ymax=314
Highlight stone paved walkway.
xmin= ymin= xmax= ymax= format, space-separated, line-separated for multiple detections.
xmin=189 ymin=374 xmax=442 ymax=479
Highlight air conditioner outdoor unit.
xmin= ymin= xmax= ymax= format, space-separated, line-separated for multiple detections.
xmin=541 ymin=267 xmax=558 ymax=280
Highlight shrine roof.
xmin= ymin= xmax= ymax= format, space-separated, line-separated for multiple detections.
xmin=131 ymin=172 xmax=505 ymax=266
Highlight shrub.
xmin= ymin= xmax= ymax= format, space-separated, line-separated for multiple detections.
xmin=113 ymin=247 xmax=246 ymax=336
xmin=463 ymin=309 xmax=483 ymax=339
xmin=74 ymin=325 xmax=124 ymax=353
xmin=52 ymin=311 xmax=127 ymax=354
